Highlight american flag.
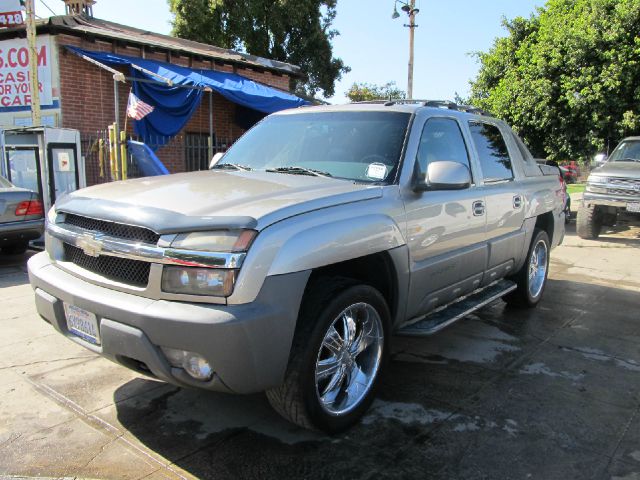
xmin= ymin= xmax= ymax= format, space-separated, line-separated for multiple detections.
xmin=126 ymin=92 xmax=154 ymax=120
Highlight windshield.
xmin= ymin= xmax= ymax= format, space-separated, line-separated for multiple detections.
xmin=608 ymin=140 xmax=640 ymax=162
xmin=219 ymin=111 xmax=411 ymax=183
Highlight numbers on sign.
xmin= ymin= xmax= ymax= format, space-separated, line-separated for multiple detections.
xmin=0 ymin=12 xmax=23 ymax=26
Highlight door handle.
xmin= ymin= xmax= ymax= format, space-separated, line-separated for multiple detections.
xmin=472 ymin=200 xmax=485 ymax=216
xmin=513 ymin=195 xmax=523 ymax=209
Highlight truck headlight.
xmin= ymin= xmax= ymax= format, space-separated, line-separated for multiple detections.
xmin=162 ymin=266 xmax=236 ymax=296
xmin=162 ymin=230 xmax=255 ymax=297
xmin=170 ymin=230 xmax=256 ymax=252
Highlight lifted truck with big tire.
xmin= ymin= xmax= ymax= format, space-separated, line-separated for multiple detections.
xmin=28 ymin=101 xmax=565 ymax=432
xmin=577 ymin=136 xmax=640 ymax=239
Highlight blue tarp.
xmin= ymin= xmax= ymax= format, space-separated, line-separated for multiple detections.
xmin=66 ymin=46 xmax=309 ymax=149
xmin=127 ymin=140 xmax=169 ymax=176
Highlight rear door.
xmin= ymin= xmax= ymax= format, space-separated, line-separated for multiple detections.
xmin=467 ymin=121 xmax=526 ymax=285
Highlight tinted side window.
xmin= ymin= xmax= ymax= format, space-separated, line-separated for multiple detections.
xmin=416 ymin=118 xmax=471 ymax=176
xmin=469 ymin=122 xmax=514 ymax=182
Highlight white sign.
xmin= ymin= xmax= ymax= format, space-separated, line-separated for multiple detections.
xmin=366 ymin=162 xmax=388 ymax=180
xmin=0 ymin=0 xmax=23 ymax=27
xmin=0 ymin=36 xmax=53 ymax=109
xmin=57 ymin=151 xmax=70 ymax=171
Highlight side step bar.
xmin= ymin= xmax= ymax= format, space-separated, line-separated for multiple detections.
xmin=396 ymin=279 xmax=517 ymax=337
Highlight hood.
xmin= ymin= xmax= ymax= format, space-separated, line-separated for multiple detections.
xmin=55 ymin=171 xmax=382 ymax=233
xmin=594 ymin=161 xmax=640 ymax=179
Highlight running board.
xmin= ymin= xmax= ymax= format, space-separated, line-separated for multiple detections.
xmin=396 ymin=279 xmax=517 ymax=337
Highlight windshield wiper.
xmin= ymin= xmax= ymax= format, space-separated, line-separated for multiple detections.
xmin=211 ymin=163 xmax=252 ymax=171
xmin=265 ymin=166 xmax=333 ymax=177
xmin=616 ymin=158 xmax=640 ymax=163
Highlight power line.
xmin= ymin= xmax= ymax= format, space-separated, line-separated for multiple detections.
xmin=39 ymin=0 xmax=57 ymax=16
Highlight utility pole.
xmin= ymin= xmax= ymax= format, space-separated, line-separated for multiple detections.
xmin=24 ymin=0 xmax=41 ymax=126
xmin=407 ymin=0 xmax=416 ymax=100
xmin=392 ymin=0 xmax=419 ymax=100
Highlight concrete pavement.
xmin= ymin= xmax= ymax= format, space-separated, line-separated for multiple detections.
xmin=0 ymin=219 xmax=639 ymax=479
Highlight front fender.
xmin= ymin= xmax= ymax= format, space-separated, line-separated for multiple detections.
xmin=228 ymin=196 xmax=407 ymax=305
xmin=268 ymin=214 xmax=404 ymax=275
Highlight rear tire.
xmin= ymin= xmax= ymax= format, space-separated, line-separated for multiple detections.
xmin=576 ymin=204 xmax=601 ymax=239
xmin=266 ymin=277 xmax=390 ymax=433
xmin=505 ymin=229 xmax=550 ymax=308
xmin=1 ymin=241 xmax=29 ymax=255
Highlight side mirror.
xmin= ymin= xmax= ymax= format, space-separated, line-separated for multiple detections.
xmin=415 ymin=161 xmax=471 ymax=191
xmin=209 ymin=152 xmax=224 ymax=169
xmin=592 ymin=153 xmax=607 ymax=168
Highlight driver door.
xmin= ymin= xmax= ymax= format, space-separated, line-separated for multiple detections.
xmin=402 ymin=116 xmax=487 ymax=319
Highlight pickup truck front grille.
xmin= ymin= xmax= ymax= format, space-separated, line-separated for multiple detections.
xmin=63 ymin=243 xmax=151 ymax=287
xmin=609 ymin=178 xmax=640 ymax=189
xmin=63 ymin=213 xmax=160 ymax=245
xmin=607 ymin=188 xmax=640 ymax=197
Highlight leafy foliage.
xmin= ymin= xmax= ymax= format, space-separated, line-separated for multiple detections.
xmin=345 ymin=82 xmax=406 ymax=102
xmin=469 ymin=0 xmax=640 ymax=161
xmin=168 ymin=0 xmax=349 ymax=98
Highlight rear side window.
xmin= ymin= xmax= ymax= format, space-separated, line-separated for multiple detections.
xmin=416 ymin=117 xmax=471 ymax=176
xmin=469 ymin=122 xmax=514 ymax=182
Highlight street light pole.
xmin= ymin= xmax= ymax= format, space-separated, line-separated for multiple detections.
xmin=392 ymin=0 xmax=419 ymax=100
xmin=407 ymin=0 xmax=416 ymax=100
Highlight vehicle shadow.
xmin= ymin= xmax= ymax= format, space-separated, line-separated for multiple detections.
xmin=563 ymin=219 xmax=640 ymax=245
xmin=0 ymin=249 xmax=37 ymax=288
xmin=113 ymin=278 xmax=640 ymax=479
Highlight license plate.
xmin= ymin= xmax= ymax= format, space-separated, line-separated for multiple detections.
xmin=64 ymin=304 xmax=101 ymax=345
xmin=627 ymin=202 xmax=640 ymax=213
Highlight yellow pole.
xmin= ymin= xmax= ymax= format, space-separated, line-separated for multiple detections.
xmin=25 ymin=0 xmax=41 ymax=126
xmin=120 ymin=130 xmax=127 ymax=180
xmin=98 ymin=138 xmax=104 ymax=178
xmin=108 ymin=124 xmax=119 ymax=180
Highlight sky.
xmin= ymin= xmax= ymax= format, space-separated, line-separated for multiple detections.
xmin=35 ymin=0 xmax=545 ymax=103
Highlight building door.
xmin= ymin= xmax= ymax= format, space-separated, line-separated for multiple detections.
xmin=47 ymin=143 xmax=80 ymax=203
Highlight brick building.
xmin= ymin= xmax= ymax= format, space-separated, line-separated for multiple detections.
xmin=0 ymin=6 xmax=304 ymax=185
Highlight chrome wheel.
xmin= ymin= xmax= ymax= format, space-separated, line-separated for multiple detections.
xmin=315 ymin=302 xmax=384 ymax=416
xmin=528 ymin=239 xmax=548 ymax=299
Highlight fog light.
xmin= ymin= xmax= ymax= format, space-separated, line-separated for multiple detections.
xmin=160 ymin=347 xmax=213 ymax=381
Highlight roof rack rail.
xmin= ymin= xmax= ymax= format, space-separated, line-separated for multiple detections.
xmin=351 ymin=99 xmax=493 ymax=116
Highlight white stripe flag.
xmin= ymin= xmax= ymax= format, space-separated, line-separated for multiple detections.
xmin=127 ymin=92 xmax=155 ymax=120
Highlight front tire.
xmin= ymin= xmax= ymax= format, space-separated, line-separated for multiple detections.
xmin=266 ymin=278 xmax=390 ymax=433
xmin=576 ymin=204 xmax=602 ymax=239
xmin=505 ymin=229 xmax=550 ymax=308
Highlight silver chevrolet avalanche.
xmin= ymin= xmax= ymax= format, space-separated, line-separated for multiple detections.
xmin=28 ymin=101 xmax=565 ymax=432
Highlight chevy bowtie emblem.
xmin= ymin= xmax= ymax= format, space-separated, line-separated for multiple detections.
xmin=77 ymin=233 xmax=103 ymax=257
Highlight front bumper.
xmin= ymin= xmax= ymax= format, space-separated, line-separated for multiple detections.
xmin=0 ymin=218 xmax=44 ymax=245
xmin=28 ymin=252 xmax=310 ymax=394
xmin=582 ymin=192 xmax=640 ymax=209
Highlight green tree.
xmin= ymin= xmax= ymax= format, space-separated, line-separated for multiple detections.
xmin=345 ymin=82 xmax=406 ymax=102
xmin=168 ymin=0 xmax=349 ymax=98
xmin=469 ymin=0 xmax=640 ymax=161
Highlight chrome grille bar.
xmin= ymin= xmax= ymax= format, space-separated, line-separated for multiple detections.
xmin=48 ymin=223 xmax=245 ymax=269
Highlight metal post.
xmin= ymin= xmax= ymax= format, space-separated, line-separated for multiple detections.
xmin=113 ymin=78 xmax=121 ymax=180
xmin=407 ymin=0 xmax=416 ymax=100
xmin=25 ymin=0 xmax=41 ymax=126
xmin=207 ymin=88 xmax=214 ymax=160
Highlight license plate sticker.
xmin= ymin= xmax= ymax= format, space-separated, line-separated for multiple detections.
xmin=64 ymin=304 xmax=101 ymax=345
xmin=627 ymin=202 xmax=640 ymax=213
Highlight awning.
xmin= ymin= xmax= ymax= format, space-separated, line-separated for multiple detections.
xmin=66 ymin=46 xmax=309 ymax=148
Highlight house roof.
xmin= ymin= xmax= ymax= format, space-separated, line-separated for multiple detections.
xmin=0 ymin=14 xmax=303 ymax=78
